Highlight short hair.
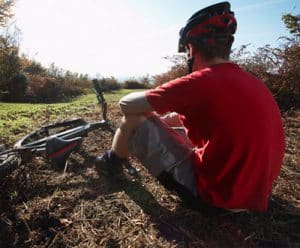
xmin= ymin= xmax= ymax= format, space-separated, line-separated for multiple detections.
xmin=190 ymin=34 xmax=234 ymax=61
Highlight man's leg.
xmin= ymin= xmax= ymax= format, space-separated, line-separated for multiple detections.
xmin=94 ymin=113 xmax=150 ymax=175
xmin=128 ymin=115 xmax=196 ymax=191
xmin=96 ymin=112 xmax=196 ymax=191
xmin=111 ymin=114 xmax=149 ymax=159
xmin=95 ymin=113 xmax=207 ymax=210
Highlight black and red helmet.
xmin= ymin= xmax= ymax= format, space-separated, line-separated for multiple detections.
xmin=178 ymin=2 xmax=237 ymax=52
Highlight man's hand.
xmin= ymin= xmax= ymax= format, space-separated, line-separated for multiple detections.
xmin=160 ymin=112 xmax=183 ymax=127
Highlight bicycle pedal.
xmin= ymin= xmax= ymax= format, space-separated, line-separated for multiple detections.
xmin=127 ymin=166 xmax=137 ymax=175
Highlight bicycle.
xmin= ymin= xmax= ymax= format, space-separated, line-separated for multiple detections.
xmin=0 ymin=80 xmax=137 ymax=179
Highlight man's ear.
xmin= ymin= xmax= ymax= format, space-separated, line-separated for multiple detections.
xmin=188 ymin=44 xmax=196 ymax=57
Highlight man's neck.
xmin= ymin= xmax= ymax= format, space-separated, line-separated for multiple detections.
xmin=193 ymin=57 xmax=231 ymax=71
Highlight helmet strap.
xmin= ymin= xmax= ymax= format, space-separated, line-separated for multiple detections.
xmin=187 ymin=49 xmax=194 ymax=73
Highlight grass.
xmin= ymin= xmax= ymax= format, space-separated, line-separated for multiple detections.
xmin=0 ymin=89 xmax=136 ymax=145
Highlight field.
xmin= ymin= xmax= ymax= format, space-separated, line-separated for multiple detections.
xmin=0 ymin=91 xmax=299 ymax=247
xmin=0 ymin=89 xmax=133 ymax=146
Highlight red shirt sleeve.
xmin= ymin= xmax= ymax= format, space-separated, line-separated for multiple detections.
xmin=145 ymin=73 xmax=203 ymax=115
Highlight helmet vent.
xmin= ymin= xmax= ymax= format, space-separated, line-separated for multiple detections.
xmin=222 ymin=17 xmax=230 ymax=24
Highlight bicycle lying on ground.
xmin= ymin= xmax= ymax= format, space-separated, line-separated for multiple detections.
xmin=0 ymin=81 xmax=137 ymax=179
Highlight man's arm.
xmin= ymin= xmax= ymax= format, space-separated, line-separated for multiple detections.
xmin=119 ymin=91 xmax=153 ymax=115
xmin=119 ymin=91 xmax=183 ymax=127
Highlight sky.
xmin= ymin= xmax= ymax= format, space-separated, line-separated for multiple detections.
xmin=11 ymin=0 xmax=300 ymax=79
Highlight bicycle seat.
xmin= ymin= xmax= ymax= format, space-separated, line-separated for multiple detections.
xmin=46 ymin=136 xmax=83 ymax=170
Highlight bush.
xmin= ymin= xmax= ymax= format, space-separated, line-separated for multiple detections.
xmin=122 ymin=79 xmax=149 ymax=89
xmin=0 ymin=1 xmax=92 ymax=103
xmin=23 ymin=60 xmax=46 ymax=75
xmin=0 ymin=37 xmax=21 ymax=98
xmin=232 ymin=41 xmax=300 ymax=110
xmin=5 ymin=73 xmax=27 ymax=102
xmin=154 ymin=55 xmax=188 ymax=86
xmin=25 ymin=75 xmax=89 ymax=103
xmin=93 ymin=77 xmax=121 ymax=92
xmin=0 ymin=1 xmax=14 ymax=27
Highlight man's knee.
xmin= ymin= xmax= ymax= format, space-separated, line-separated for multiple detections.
xmin=119 ymin=114 xmax=149 ymax=132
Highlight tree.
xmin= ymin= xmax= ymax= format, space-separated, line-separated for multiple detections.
xmin=231 ymin=13 xmax=300 ymax=110
xmin=139 ymin=74 xmax=153 ymax=87
xmin=282 ymin=13 xmax=300 ymax=37
xmin=47 ymin=63 xmax=64 ymax=78
xmin=154 ymin=55 xmax=188 ymax=86
xmin=93 ymin=77 xmax=121 ymax=91
xmin=0 ymin=0 xmax=14 ymax=27
xmin=0 ymin=32 xmax=23 ymax=100
xmin=0 ymin=0 xmax=27 ymax=102
xmin=23 ymin=60 xmax=46 ymax=75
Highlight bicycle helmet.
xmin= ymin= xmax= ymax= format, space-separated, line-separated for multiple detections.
xmin=178 ymin=2 xmax=237 ymax=53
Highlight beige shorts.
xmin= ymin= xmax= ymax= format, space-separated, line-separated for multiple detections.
xmin=128 ymin=115 xmax=198 ymax=196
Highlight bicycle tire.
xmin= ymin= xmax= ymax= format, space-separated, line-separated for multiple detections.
xmin=0 ymin=153 xmax=21 ymax=179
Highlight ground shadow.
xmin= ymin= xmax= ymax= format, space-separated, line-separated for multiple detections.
xmin=103 ymin=170 xmax=300 ymax=247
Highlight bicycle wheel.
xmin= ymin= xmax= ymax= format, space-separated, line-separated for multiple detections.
xmin=0 ymin=153 xmax=21 ymax=179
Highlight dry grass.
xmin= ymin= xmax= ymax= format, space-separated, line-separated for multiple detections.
xmin=0 ymin=106 xmax=299 ymax=247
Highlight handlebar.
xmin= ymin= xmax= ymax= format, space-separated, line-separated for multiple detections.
xmin=92 ymin=80 xmax=108 ymax=121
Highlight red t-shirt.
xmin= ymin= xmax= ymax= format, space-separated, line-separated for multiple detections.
xmin=146 ymin=63 xmax=285 ymax=211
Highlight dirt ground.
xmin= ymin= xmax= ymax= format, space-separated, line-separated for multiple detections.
xmin=0 ymin=105 xmax=299 ymax=248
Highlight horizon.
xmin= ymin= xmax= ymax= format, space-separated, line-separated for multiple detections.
xmin=11 ymin=0 xmax=300 ymax=79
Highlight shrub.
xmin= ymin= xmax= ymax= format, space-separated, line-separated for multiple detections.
xmin=6 ymin=73 xmax=27 ymax=102
xmin=153 ymin=55 xmax=188 ymax=86
xmin=232 ymin=40 xmax=300 ymax=110
xmin=25 ymin=75 xmax=89 ymax=103
xmin=93 ymin=77 xmax=121 ymax=92
xmin=123 ymin=79 xmax=149 ymax=89
xmin=23 ymin=60 xmax=46 ymax=75
xmin=0 ymin=36 xmax=21 ymax=99
xmin=0 ymin=0 xmax=14 ymax=27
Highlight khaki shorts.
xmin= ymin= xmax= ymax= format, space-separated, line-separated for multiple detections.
xmin=128 ymin=115 xmax=198 ymax=196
